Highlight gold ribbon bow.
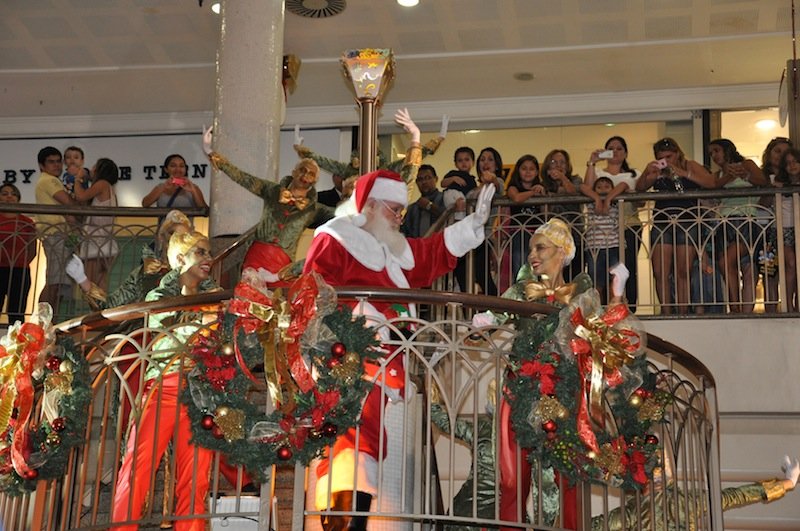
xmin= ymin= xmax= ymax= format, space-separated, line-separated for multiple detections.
xmin=569 ymin=303 xmax=642 ymax=452
xmin=524 ymin=281 xmax=577 ymax=305
xmin=278 ymin=189 xmax=309 ymax=210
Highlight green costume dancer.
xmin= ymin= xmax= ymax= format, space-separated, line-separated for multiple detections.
xmin=591 ymin=455 xmax=799 ymax=530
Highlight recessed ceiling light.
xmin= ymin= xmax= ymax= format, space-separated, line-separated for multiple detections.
xmin=397 ymin=0 xmax=419 ymax=6
xmin=464 ymin=129 xmax=481 ymax=134
xmin=513 ymin=72 xmax=534 ymax=81
xmin=756 ymin=119 xmax=777 ymax=130
xmin=211 ymin=2 xmax=220 ymax=13
xmin=605 ymin=123 xmax=615 ymax=127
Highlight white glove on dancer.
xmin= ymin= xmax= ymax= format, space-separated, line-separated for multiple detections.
xmin=202 ymin=125 xmax=213 ymax=155
xmin=394 ymin=108 xmax=421 ymax=144
xmin=609 ymin=262 xmax=630 ymax=299
xmin=65 ymin=254 xmax=88 ymax=285
xmin=439 ymin=114 xmax=450 ymax=139
xmin=782 ymin=455 xmax=799 ymax=488
xmin=294 ymin=124 xmax=304 ymax=146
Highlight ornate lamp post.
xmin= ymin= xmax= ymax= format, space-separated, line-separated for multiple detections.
xmin=341 ymin=48 xmax=395 ymax=174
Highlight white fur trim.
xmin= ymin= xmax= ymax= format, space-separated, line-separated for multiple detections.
xmin=315 ymin=450 xmax=379 ymax=509
xmin=369 ymin=177 xmax=408 ymax=207
xmin=443 ymin=214 xmax=486 ymax=257
xmin=315 ymin=217 xmax=415 ymax=290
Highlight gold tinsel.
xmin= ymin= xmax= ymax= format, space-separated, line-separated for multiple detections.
xmin=637 ymin=396 xmax=666 ymax=422
xmin=44 ymin=372 xmax=73 ymax=393
xmin=534 ymin=395 xmax=569 ymax=422
xmin=595 ymin=442 xmax=625 ymax=477
xmin=214 ymin=407 xmax=246 ymax=442
xmin=331 ymin=355 xmax=361 ymax=385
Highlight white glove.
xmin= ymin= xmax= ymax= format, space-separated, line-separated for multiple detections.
xmin=202 ymin=125 xmax=213 ymax=155
xmin=439 ymin=114 xmax=450 ymax=139
xmin=294 ymin=124 xmax=304 ymax=146
xmin=394 ymin=108 xmax=420 ymax=144
xmin=609 ymin=262 xmax=630 ymax=299
xmin=66 ymin=254 xmax=88 ymax=284
xmin=782 ymin=455 xmax=799 ymax=488
xmin=472 ymin=184 xmax=496 ymax=230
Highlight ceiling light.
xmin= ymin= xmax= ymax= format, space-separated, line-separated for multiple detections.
xmin=211 ymin=2 xmax=220 ymax=13
xmin=756 ymin=119 xmax=777 ymax=130
xmin=513 ymin=72 xmax=534 ymax=81
xmin=397 ymin=0 xmax=419 ymax=6
xmin=605 ymin=123 xmax=615 ymax=127
xmin=464 ymin=129 xmax=481 ymax=134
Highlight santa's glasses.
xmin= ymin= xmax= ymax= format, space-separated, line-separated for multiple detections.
xmin=377 ymin=199 xmax=405 ymax=219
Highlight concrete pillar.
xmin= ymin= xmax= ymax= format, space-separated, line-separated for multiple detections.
xmin=209 ymin=0 xmax=285 ymax=239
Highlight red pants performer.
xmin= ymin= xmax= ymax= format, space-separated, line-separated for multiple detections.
xmin=112 ymin=373 xmax=212 ymax=531
xmin=498 ymin=398 xmax=577 ymax=530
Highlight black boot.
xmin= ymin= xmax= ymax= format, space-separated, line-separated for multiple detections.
xmin=320 ymin=490 xmax=373 ymax=531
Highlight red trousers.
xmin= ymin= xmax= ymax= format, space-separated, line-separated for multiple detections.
xmin=112 ymin=372 xmax=212 ymax=531
xmin=498 ymin=397 xmax=577 ymax=530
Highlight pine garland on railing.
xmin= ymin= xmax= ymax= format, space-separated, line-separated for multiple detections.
xmin=504 ymin=291 xmax=670 ymax=490
xmin=0 ymin=307 xmax=91 ymax=496
xmin=184 ymin=272 xmax=380 ymax=481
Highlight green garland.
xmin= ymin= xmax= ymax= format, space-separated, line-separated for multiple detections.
xmin=0 ymin=335 xmax=92 ymax=496
xmin=505 ymin=310 xmax=669 ymax=491
xmin=184 ymin=306 xmax=379 ymax=482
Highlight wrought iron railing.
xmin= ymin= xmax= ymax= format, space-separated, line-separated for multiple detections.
xmin=0 ymin=288 xmax=721 ymax=531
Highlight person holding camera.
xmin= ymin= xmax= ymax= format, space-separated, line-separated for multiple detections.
xmin=636 ymin=137 xmax=715 ymax=315
xmin=142 ymin=154 xmax=208 ymax=209
xmin=584 ymin=136 xmax=641 ymax=310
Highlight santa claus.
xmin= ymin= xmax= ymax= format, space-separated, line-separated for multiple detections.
xmin=303 ymin=169 xmax=495 ymax=530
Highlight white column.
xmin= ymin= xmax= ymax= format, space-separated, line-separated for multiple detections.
xmin=209 ymin=0 xmax=285 ymax=238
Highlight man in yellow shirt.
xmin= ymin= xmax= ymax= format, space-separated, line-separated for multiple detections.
xmin=34 ymin=146 xmax=75 ymax=309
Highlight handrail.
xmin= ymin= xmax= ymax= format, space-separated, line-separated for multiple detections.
xmin=210 ymin=225 xmax=257 ymax=265
xmin=0 ymin=203 xmax=209 ymax=217
xmin=55 ymin=286 xmax=716 ymax=386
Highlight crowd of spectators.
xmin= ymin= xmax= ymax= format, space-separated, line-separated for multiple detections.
xmin=1 ymin=134 xmax=799 ymax=324
xmin=401 ymin=135 xmax=797 ymax=315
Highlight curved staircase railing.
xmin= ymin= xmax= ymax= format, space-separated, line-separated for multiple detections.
xmin=0 ymin=288 xmax=721 ymax=531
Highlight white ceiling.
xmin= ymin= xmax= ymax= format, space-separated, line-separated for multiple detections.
xmin=0 ymin=0 xmax=793 ymax=120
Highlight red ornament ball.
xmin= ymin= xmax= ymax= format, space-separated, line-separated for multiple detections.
xmin=51 ymin=417 xmax=66 ymax=432
xmin=46 ymin=357 xmax=61 ymax=371
xmin=201 ymin=415 xmax=215 ymax=430
xmin=646 ymin=434 xmax=659 ymax=445
xmin=23 ymin=469 xmax=38 ymax=480
xmin=327 ymin=357 xmax=342 ymax=369
xmin=277 ymin=447 xmax=293 ymax=460
xmin=211 ymin=425 xmax=224 ymax=439
xmin=331 ymin=342 xmax=346 ymax=358
xmin=542 ymin=420 xmax=557 ymax=433
xmin=321 ymin=423 xmax=337 ymax=438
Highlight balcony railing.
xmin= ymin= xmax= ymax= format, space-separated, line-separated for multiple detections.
xmin=0 ymin=288 xmax=721 ymax=531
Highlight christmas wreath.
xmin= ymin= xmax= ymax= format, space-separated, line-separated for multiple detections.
xmin=184 ymin=271 xmax=380 ymax=481
xmin=504 ymin=290 xmax=669 ymax=490
xmin=0 ymin=305 xmax=91 ymax=496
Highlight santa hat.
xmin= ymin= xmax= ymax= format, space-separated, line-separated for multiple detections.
xmin=351 ymin=170 xmax=408 ymax=227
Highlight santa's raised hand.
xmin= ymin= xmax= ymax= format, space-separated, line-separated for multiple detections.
xmin=202 ymin=125 xmax=213 ymax=155
xmin=394 ymin=108 xmax=420 ymax=144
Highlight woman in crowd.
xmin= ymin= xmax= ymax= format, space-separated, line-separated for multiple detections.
xmin=112 ymin=230 xmax=217 ymax=531
xmin=636 ymin=137 xmax=715 ymax=315
xmin=0 ymin=183 xmax=37 ymax=324
xmin=142 ymin=154 xmax=208 ymax=209
xmin=73 ymin=157 xmax=120 ymax=291
xmin=541 ymin=149 xmax=583 ymax=281
xmin=762 ymin=137 xmax=793 ymax=183
xmin=708 ymin=138 xmax=768 ymax=313
xmin=471 ymin=147 xmax=505 ymax=295
xmin=506 ymin=154 xmax=546 ymax=279
xmin=765 ymin=148 xmax=800 ymax=312
xmin=584 ymin=136 xmax=641 ymax=310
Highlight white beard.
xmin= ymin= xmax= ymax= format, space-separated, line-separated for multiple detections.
xmin=363 ymin=212 xmax=407 ymax=258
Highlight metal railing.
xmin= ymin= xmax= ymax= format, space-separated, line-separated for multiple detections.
xmin=0 ymin=288 xmax=721 ymax=530
xmin=433 ymin=187 xmax=800 ymax=317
